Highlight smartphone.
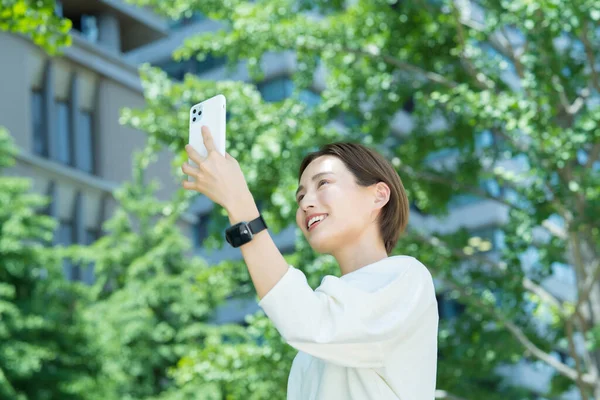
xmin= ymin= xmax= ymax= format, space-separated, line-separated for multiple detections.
xmin=188 ymin=94 xmax=227 ymax=181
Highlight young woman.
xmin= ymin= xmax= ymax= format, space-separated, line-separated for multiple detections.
xmin=183 ymin=126 xmax=439 ymax=400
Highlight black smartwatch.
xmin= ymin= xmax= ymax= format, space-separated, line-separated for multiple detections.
xmin=225 ymin=214 xmax=268 ymax=248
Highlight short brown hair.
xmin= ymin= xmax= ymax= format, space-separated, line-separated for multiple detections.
xmin=298 ymin=142 xmax=410 ymax=255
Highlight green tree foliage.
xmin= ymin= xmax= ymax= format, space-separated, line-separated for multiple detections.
xmin=0 ymin=0 xmax=71 ymax=54
xmin=0 ymin=128 xmax=102 ymax=400
xmin=0 ymin=4 xmax=102 ymax=400
xmin=62 ymin=145 xmax=263 ymax=399
xmin=121 ymin=0 xmax=600 ymax=398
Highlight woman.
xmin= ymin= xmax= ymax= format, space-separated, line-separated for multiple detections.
xmin=182 ymin=126 xmax=438 ymax=400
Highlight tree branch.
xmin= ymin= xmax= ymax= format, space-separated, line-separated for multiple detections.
xmin=567 ymin=87 xmax=591 ymax=115
xmin=490 ymin=127 xmax=529 ymax=153
xmin=335 ymin=46 xmax=459 ymax=89
xmin=566 ymin=318 xmax=591 ymax=400
xmin=522 ymin=277 xmax=564 ymax=311
xmin=541 ymin=219 xmax=567 ymax=240
xmin=455 ymin=246 xmax=566 ymax=318
xmin=450 ymin=2 xmax=494 ymax=90
xmin=295 ymin=38 xmax=461 ymax=89
xmin=581 ymin=20 xmax=600 ymax=93
xmin=569 ymin=259 xmax=600 ymax=325
xmin=399 ymin=156 xmax=569 ymax=242
xmin=430 ymin=263 xmax=598 ymax=387
xmin=398 ymin=162 xmax=520 ymax=211
xmin=576 ymin=310 xmax=600 ymax=382
xmin=536 ymin=169 xmax=574 ymax=232
xmin=552 ymin=76 xmax=591 ymax=117
xmin=553 ymin=75 xmax=575 ymax=117
xmin=410 ymin=231 xmax=598 ymax=387
xmin=455 ymin=13 xmax=527 ymax=85
xmin=502 ymin=319 xmax=596 ymax=386
xmin=499 ymin=26 xmax=525 ymax=80
xmin=585 ymin=142 xmax=600 ymax=169
xmin=420 ymin=219 xmax=568 ymax=317
xmin=558 ymin=163 xmax=598 ymax=257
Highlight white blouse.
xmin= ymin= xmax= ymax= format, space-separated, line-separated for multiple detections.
xmin=258 ymin=255 xmax=439 ymax=400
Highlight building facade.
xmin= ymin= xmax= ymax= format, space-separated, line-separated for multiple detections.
xmin=0 ymin=0 xmax=196 ymax=283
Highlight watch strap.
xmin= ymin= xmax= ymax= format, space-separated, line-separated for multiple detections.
xmin=225 ymin=213 xmax=268 ymax=248
xmin=247 ymin=214 xmax=267 ymax=234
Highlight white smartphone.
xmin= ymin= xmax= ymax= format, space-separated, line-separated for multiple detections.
xmin=188 ymin=94 xmax=227 ymax=181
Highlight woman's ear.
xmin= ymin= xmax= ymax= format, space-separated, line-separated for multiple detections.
xmin=374 ymin=181 xmax=391 ymax=209
xmin=369 ymin=181 xmax=391 ymax=223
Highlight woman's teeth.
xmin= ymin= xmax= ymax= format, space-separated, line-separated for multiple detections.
xmin=308 ymin=215 xmax=327 ymax=230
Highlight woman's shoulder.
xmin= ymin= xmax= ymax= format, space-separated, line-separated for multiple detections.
xmin=319 ymin=255 xmax=432 ymax=295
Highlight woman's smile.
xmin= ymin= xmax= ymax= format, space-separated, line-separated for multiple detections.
xmin=308 ymin=215 xmax=328 ymax=232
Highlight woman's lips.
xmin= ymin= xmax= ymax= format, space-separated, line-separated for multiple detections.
xmin=308 ymin=215 xmax=327 ymax=232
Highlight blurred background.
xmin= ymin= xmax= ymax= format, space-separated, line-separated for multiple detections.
xmin=0 ymin=0 xmax=599 ymax=399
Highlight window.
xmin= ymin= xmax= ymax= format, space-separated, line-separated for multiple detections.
xmin=54 ymin=0 xmax=63 ymax=17
xmin=56 ymin=101 xmax=72 ymax=165
xmin=298 ymin=89 xmax=322 ymax=108
xmin=258 ymin=78 xmax=294 ymax=102
xmin=436 ymin=293 xmax=465 ymax=319
xmin=448 ymin=179 xmax=504 ymax=209
xmin=423 ymin=148 xmax=458 ymax=163
xmin=77 ymin=110 xmax=94 ymax=174
xmin=403 ymin=96 xmax=415 ymax=113
xmin=475 ymin=130 xmax=494 ymax=150
xmin=257 ymin=76 xmax=322 ymax=107
xmin=82 ymin=228 xmax=100 ymax=284
xmin=339 ymin=112 xmax=361 ymax=128
xmin=61 ymin=2 xmax=99 ymax=45
xmin=78 ymin=15 xmax=99 ymax=43
xmin=503 ymin=187 xmax=530 ymax=209
xmin=32 ymin=91 xmax=47 ymax=156
xmin=448 ymin=193 xmax=481 ymax=208
xmin=57 ymin=219 xmax=77 ymax=280
xmin=158 ymin=59 xmax=191 ymax=81
xmin=168 ymin=11 xmax=206 ymax=30
xmin=425 ymin=131 xmax=496 ymax=164
xmin=192 ymin=54 xmax=227 ymax=75
xmin=155 ymin=54 xmax=227 ymax=81
xmin=552 ymin=262 xmax=576 ymax=286
xmin=194 ymin=213 xmax=210 ymax=247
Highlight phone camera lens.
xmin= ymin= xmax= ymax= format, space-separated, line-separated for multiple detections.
xmin=193 ymin=117 xmax=196 ymax=122
xmin=192 ymin=109 xmax=196 ymax=114
xmin=198 ymin=110 xmax=202 ymax=116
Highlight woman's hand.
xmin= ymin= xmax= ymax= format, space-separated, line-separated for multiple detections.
xmin=182 ymin=125 xmax=252 ymax=212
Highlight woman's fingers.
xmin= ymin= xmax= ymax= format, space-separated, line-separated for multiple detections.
xmin=185 ymin=144 xmax=206 ymax=166
xmin=182 ymin=162 xmax=202 ymax=178
xmin=182 ymin=180 xmax=195 ymax=190
xmin=201 ymin=125 xmax=216 ymax=153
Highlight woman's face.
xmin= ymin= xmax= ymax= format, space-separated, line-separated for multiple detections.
xmin=295 ymin=155 xmax=378 ymax=255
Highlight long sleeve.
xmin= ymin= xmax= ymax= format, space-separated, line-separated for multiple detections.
xmin=257 ymin=256 xmax=437 ymax=368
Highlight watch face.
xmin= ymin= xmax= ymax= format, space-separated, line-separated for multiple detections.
xmin=227 ymin=222 xmax=253 ymax=247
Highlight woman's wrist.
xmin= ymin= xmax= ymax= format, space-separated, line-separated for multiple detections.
xmin=226 ymin=192 xmax=260 ymax=225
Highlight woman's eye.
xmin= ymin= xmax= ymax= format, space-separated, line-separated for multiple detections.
xmin=297 ymin=180 xmax=329 ymax=203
